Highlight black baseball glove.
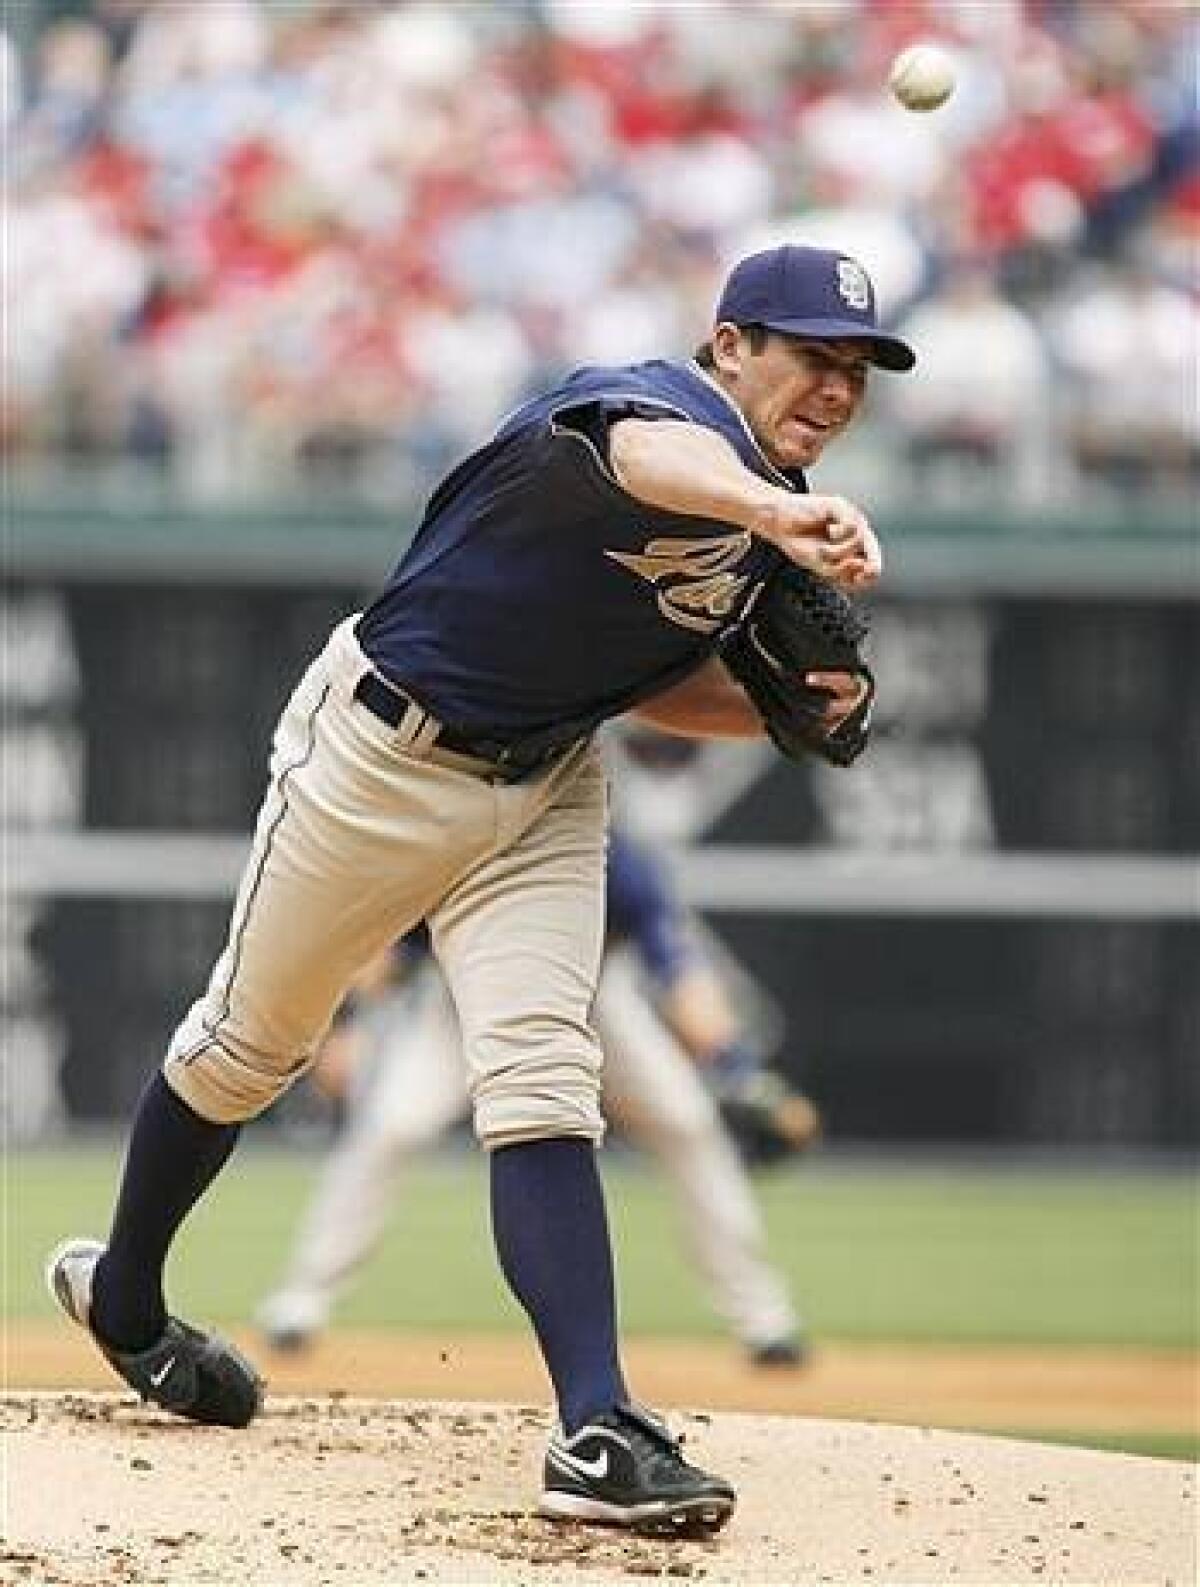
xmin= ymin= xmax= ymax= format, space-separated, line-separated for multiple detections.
xmin=722 ymin=564 xmax=874 ymax=767
xmin=715 ymin=1069 xmax=823 ymax=1168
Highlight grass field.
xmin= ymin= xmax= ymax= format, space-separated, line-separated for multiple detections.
xmin=6 ymin=1143 xmax=1195 ymax=1349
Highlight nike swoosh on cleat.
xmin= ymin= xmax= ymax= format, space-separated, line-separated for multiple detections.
xmin=549 ymin=1446 xmax=610 ymax=1481
xmin=148 ymin=1356 xmax=177 ymax=1388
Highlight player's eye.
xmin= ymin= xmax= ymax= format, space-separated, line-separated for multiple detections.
xmin=813 ymin=351 xmax=867 ymax=384
xmin=833 ymin=355 xmax=869 ymax=385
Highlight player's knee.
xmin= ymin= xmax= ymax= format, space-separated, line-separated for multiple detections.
xmin=164 ymin=1018 xmax=314 ymax=1124
xmin=470 ymin=1045 xmax=605 ymax=1148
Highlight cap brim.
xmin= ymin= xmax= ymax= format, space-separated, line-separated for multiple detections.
xmin=761 ymin=317 xmax=916 ymax=372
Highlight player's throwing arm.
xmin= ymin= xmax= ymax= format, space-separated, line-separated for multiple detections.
xmin=610 ymin=421 xmax=881 ymax=592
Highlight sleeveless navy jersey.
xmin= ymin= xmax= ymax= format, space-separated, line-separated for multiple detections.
xmin=356 ymin=358 xmax=804 ymax=740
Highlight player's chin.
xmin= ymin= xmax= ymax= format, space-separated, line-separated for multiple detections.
xmin=774 ymin=423 xmax=833 ymax=469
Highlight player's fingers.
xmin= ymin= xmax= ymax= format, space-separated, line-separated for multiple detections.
xmin=817 ymin=552 xmax=881 ymax=591
xmin=817 ymin=536 xmax=859 ymax=561
xmin=806 ymin=670 xmax=868 ymax=724
xmin=827 ymin=537 xmax=882 ymax=586
xmin=819 ymin=697 xmax=853 ymax=727
xmin=778 ymin=534 xmax=852 ymax=577
xmin=811 ymin=494 xmax=869 ymax=540
xmin=805 ymin=500 xmax=881 ymax=580
xmin=857 ymin=521 xmax=883 ymax=577
xmin=843 ymin=558 xmax=880 ymax=588
xmin=775 ymin=532 xmax=879 ymax=590
xmin=827 ymin=517 xmax=881 ymax=573
xmin=805 ymin=670 xmax=861 ymax=698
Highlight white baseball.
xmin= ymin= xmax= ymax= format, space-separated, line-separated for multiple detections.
xmin=888 ymin=43 xmax=956 ymax=112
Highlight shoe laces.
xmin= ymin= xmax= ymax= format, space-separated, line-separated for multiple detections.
xmin=610 ymin=1405 xmax=693 ymax=1478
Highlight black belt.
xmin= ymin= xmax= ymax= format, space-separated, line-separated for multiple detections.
xmin=353 ymin=671 xmax=575 ymax=782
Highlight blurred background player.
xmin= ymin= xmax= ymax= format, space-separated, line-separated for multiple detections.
xmin=258 ymin=823 xmax=820 ymax=1367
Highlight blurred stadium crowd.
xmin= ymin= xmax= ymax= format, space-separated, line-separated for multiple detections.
xmin=4 ymin=0 xmax=1197 ymax=506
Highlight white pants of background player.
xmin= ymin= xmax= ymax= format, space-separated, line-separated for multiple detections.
xmin=262 ymin=943 xmax=799 ymax=1355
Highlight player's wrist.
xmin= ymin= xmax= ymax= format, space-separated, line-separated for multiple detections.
xmin=738 ymin=485 xmax=796 ymax=543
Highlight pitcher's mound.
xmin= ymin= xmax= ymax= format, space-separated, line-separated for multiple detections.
xmin=3 ymin=1393 xmax=1193 ymax=1585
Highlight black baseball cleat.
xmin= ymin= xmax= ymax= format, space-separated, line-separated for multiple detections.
xmin=46 ymin=1237 xmax=263 ymax=1428
xmin=540 ymin=1403 xmax=735 ymax=1536
xmin=255 ymin=1289 xmax=325 ymax=1355
xmin=747 ymin=1333 xmax=810 ymax=1369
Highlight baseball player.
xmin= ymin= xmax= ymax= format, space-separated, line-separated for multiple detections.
xmin=257 ymin=823 xmax=815 ymax=1366
xmin=48 ymin=243 xmax=913 ymax=1536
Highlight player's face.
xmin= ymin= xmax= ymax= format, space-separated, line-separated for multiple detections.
xmin=716 ymin=330 xmax=871 ymax=470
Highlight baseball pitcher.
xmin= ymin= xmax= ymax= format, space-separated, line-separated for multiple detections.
xmin=48 ymin=244 xmax=914 ymax=1536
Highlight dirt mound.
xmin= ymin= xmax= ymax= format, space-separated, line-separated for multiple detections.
xmin=4 ymin=1392 xmax=1194 ymax=1586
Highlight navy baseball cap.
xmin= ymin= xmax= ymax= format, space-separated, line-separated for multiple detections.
xmin=716 ymin=245 xmax=916 ymax=371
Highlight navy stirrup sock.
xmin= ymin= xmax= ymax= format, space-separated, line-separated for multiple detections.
xmin=490 ymin=1137 xmax=627 ymax=1435
xmin=90 ymin=1071 xmax=241 ymax=1353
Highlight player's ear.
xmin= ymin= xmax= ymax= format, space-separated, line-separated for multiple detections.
xmin=710 ymin=322 xmax=748 ymax=379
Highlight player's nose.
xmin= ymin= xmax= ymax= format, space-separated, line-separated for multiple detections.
xmin=816 ymin=369 xmax=857 ymax=411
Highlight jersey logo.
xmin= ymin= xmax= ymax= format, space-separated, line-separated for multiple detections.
xmin=605 ymin=532 xmax=753 ymax=635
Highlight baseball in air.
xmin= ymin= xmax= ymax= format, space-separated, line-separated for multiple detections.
xmin=888 ymin=43 xmax=956 ymax=112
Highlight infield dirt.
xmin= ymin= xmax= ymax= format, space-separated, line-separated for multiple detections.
xmin=6 ymin=1323 xmax=1198 ymax=1586
xmin=4 ymin=1391 xmax=1195 ymax=1586
xmin=9 ymin=1322 xmax=1193 ymax=1440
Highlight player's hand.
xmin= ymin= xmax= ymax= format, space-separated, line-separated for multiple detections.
xmin=715 ymin=1069 xmax=824 ymax=1166
xmin=804 ymin=668 xmax=870 ymax=728
xmin=750 ymin=493 xmax=881 ymax=590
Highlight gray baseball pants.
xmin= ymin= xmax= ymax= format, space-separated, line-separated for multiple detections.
xmin=164 ymin=617 xmax=609 ymax=1148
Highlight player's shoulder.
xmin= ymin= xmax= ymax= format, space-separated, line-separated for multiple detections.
xmin=562 ymin=360 xmax=806 ymax=492
xmin=495 ymin=359 xmax=712 ymax=440
xmin=557 ymin=358 xmax=717 ymax=414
